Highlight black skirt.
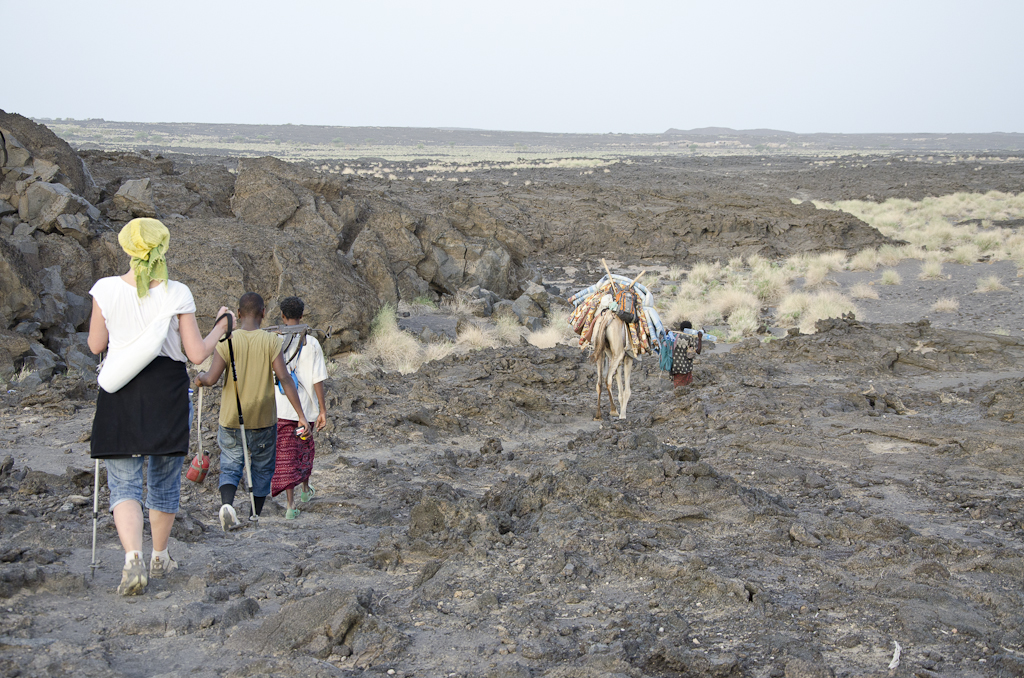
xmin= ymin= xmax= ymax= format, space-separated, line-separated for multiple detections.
xmin=91 ymin=356 xmax=189 ymax=459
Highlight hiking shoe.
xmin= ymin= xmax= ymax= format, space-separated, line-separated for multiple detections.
xmin=117 ymin=555 xmax=147 ymax=596
xmin=299 ymin=484 xmax=315 ymax=503
xmin=285 ymin=508 xmax=300 ymax=520
xmin=219 ymin=504 xmax=239 ymax=531
xmin=149 ymin=554 xmax=178 ymax=579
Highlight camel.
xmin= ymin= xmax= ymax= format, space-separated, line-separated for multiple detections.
xmin=590 ymin=309 xmax=633 ymax=420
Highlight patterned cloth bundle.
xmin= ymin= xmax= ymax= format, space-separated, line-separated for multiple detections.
xmin=567 ymin=274 xmax=666 ymax=358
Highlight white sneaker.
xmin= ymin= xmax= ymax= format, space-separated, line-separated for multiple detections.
xmin=117 ymin=555 xmax=147 ymax=596
xmin=149 ymin=554 xmax=178 ymax=579
xmin=219 ymin=504 xmax=239 ymax=531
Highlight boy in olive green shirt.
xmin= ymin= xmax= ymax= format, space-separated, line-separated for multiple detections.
xmin=196 ymin=292 xmax=310 ymax=529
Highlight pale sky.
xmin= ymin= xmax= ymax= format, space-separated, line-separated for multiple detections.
xmin=5 ymin=0 xmax=1022 ymax=134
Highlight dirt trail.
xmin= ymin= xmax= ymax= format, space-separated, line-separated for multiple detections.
xmin=2 ymin=152 xmax=1024 ymax=678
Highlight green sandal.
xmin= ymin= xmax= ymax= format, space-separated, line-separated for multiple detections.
xmin=285 ymin=508 xmax=300 ymax=520
xmin=299 ymin=485 xmax=315 ymax=503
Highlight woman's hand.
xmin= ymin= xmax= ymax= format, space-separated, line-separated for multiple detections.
xmin=215 ymin=307 xmax=235 ymax=334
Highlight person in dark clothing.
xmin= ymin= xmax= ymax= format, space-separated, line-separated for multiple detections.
xmin=670 ymin=321 xmax=702 ymax=388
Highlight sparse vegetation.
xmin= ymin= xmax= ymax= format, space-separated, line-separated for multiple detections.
xmin=932 ymin=297 xmax=960 ymax=312
xmin=365 ymin=303 xmax=422 ymax=373
xmin=777 ymin=290 xmax=858 ymax=334
xmin=848 ymin=248 xmax=880 ymax=271
xmin=918 ymin=259 xmax=944 ymax=280
xmin=457 ymin=323 xmax=498 ymax=350
xmin=850 ymin=283 xmax=879 ymax=299
xmin=818 ymin=191 xmax=1024 ymax=267
xmin=494 ymin=313 xmax=523 ymax=345
xmin=975 ymin=275 xmax=1007 ymax=293
xmin=880 ymin=269 xmax=902 ymax=285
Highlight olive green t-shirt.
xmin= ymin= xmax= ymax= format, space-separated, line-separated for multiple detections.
xmin=215 ymin=329 xmax=283 ymax=430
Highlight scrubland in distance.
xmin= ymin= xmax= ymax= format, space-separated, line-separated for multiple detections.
xmin=817 ymin=191 xmax=1024 ymax=271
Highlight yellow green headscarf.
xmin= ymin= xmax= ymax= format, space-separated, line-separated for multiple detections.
xmin=118 ymin=218 xmax=170 ymax=298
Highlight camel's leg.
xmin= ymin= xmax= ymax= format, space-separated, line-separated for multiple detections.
xmin=606 ymin=369 xmax=617 ymax=418
xmin=604 ymin=355 xmax=618 ymax=418
xmin=619 ymin=357 xmax=633 ymax=419
xmin=608 ymin=351 xmax=625 ymax=419
xmin=594 ymin=356 xmax=604 ymax=420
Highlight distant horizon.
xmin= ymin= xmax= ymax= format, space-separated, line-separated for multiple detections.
xmin=25 ymin=116 xmax=1024 ymax=138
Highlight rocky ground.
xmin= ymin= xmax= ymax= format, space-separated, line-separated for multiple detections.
xmin=2 ymin=114 xmax=1024 ymax=677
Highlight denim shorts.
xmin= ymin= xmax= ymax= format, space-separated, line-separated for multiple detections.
xmin=217 ymin=425 xmax=277 ymax=497
xmin=105 ymin=454 xmax=185 ymax=514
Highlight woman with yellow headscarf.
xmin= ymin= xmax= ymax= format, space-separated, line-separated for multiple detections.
xmin=87 ymin=218 xmax=234 ymax=597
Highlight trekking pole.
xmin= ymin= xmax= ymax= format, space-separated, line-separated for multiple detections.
xmin=90 ymin=458 xmax=100 ymax=578
xmin=219 ymin=314 xmax=258 ymax=529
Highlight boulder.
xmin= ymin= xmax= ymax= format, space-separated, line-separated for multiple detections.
xmin=230 ymin=166 xmax=300 ymax=228
xmin=0 ymin=110 xmax=99 ymax=203
xmin=54 ymin=213 xmax=92 ymax=245
xmin=0 ymin=237 xmax=38 ymax=322
xmin=35 ymin=266 xmax=69 ymax=328
xmin=166 ymin=216 xmax=377 ymax=352
xmin=24 ymin=340 xmax=63 ymax=382
xmin=112 ymin=178 xmax=156 ymax=218
xmin=467 ymin=296 xmax=492 ymax=317
xmin=1 ymin=134 xmax=32 ymax=170
xmin=512 ymin=293 xmax=544 ymax=322
xmin=18 ymin=181 xmax=96 ymax=233
xmin=0 ymin=328 xmax=32 ymax=381
xmin=351 ymin=197 xmax=530 ymax=305
xmin=62 ymin=333 xmax=98 ymax=376
xmin=522 ymin=281 xmax=551 ymax=314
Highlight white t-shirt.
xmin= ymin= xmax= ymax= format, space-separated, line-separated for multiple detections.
xmin=90 ymin=276 xmax=196 ymax=364
xmin=274 ymin=333 xmax=328 ymax=422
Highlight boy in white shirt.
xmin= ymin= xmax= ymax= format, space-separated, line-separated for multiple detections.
xmin=269 ymin=297 xmax=328 ymax=519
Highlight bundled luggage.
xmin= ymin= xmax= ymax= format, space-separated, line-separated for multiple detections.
xmin=567 ymin=269 xmax=666 ymax=358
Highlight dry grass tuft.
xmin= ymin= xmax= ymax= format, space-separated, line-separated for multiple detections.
xmin=710 ymin=286 xmax=759 ymax=319
xmin=457 ymin=323 xmax=498 ymax=350
xmin=687 ymin=261 xmax=722 ymax=286
xmin=818 ymin=250 xmax=848 ymax=272
xmin=527 ymin=310 xmax=577 ymax=349
xmin=751 ymin=265 xmax=790 ymax=302
xmin=918 ymin=259 xmax=944 ymax=280
xmin=799 ymin=291 xmax=858 ymax=334
xmin=365 ymin=303 xmax=422 ymax=373
xmin=932 ymin=297 xmax=960 ymax=312
xmin=421 ymin=341 xmax=456 ymax=365
xmin=441 ymin=290 xmax=476 ymax=317
xmin=975 ymin=275 xmax=1007 ymax=293
xmin=802 ymin=261 xmax=832 ymax=288
xmin=879 ymin=269 xmax=902 ymax=285
xmin=847 ymin=248 xmax=880 ymax=271
xmin=777 ymin=292 xmax=811 ymax=324
xmin=849 ymin=283 xmax=879 ymax=299
xmin=494 ymin=313 xmax=523 ymax=345
xmin=877 ymin=244 xmax=905 ymax=267
xmin=725 ymin=306 xmax=760 ymax=341
xmin=778 ymin=290 xmax=857 ymax=334
xmin=951 ymin=244 xmax=981 ymax=264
